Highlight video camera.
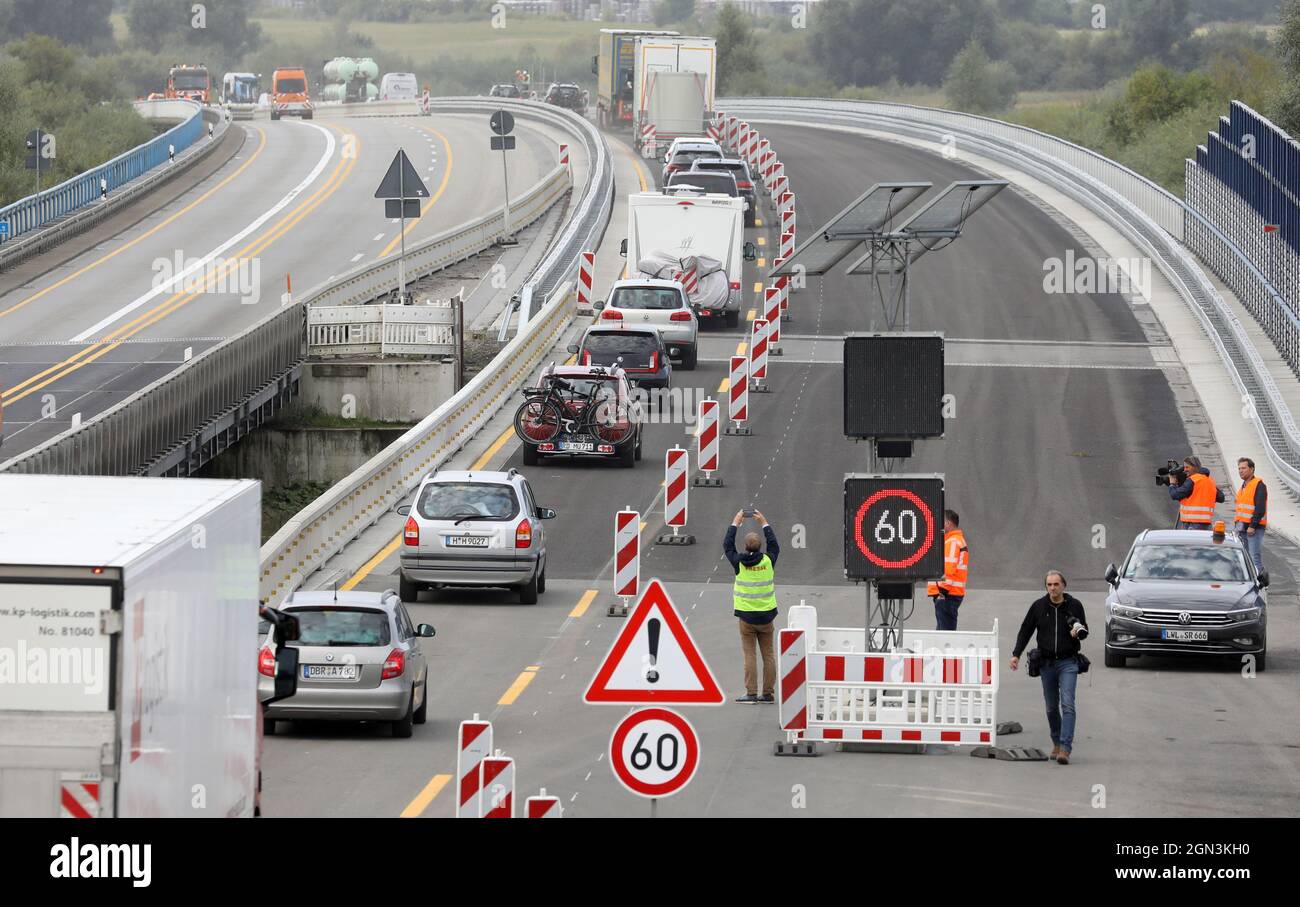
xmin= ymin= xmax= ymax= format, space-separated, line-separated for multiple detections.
xmin=1155 ymin=458 xmax=1187 ymax=487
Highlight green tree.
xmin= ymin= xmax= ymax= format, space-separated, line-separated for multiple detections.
xmin=655 ymin=0 xmax=696 ymax=26
xmin=1121 ymin=0 xmax=1192 ymax=65
xmin=1105 ymin=63 xmax=1213 ymax=144
xmin=0 ymin=0 xmax=114 ymax=48
xmin=127 ymin=0 xmax=262 ymax=57
xmin=942 ymin=39 xmax=1017 ymax=114
xmin=6 ymin=33 xmax=78 ymax=86
xmin=1274 ymin=0 xmax=1300 ymax=135
xmin=713 ymin=3 xmax=764 ymax=96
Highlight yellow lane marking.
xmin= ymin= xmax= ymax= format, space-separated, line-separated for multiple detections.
xmin=756 ymin=218 xmax=763 ymax=227
xmin=472 ymin=425 xmax=516 ymax=471
xmin=718 ymin=376 xmax=730 ymax=393
xmin=746 ymin=308 xmax=755 ymax=321
xmin=376 ymin=125 xmax=454 ymax=259
xmin=570 ymin=589 xmax=598 ymax=618
xmin=737 ymin=341 xmax=747 ymax=356
xmin=757 ymin=257 xmax=766 ymax=267
xmin=400 ymin=774 xmax=452 ymax=818
xmin=640 ymin=520 xmax=647 ymax=532
xmin=752 ymin=281 xmax=762 ymax=294
xmin=2 ymin=124 xmax=361 ymax=405
xmin=757 ymin=236 xmax=765 ymax=246
xmin=342 ymin=536 xmax=401 ymax=591
xmin=499 ymin=666 xmax=539 ymax=705
xmin=0 ymin=127 xmax=271 ymax=321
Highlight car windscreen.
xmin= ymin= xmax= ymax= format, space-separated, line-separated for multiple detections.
xmin=585 ymin=332 xmax=658 ymax=354
xmin=668 ymin=172 xmax=737 ymax=195
xmin=1122 ymin=544 xmax=1251 ymax=582
xmin=670 ymin=150 xmax=715 ymax=167
xmin=417 ymin=482 xmax=519 ymax=521
xmin=610 ymin=287 xmax=684 ymax=310
xmin=276 ymin=77 xmax=306 ymax=94
xmin=172 ymin=73 xmax=208 ymax=90
xmin=694 ymin=160 xmax=749 ymax=179
xmin=552 ymin=86 xmax=579 ymax=98
xmin=289 ymin=608 xmax=391 ymax=647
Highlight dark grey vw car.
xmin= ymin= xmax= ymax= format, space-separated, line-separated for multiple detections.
xmin=1103 ymin=529 xmax=1268 ymax=670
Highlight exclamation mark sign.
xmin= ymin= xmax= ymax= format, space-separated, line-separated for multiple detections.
xmin=644 ymin=618 xmax=661 ymax=683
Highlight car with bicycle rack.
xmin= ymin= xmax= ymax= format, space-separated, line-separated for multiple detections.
xmin=513 ymin=364 xmax=644 ymax=467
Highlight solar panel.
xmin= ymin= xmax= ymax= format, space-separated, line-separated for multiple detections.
xmin=768 ymin=182 xmax=930 ymax=278
xmin=894 ymin=180 xmax=1008 ymax=238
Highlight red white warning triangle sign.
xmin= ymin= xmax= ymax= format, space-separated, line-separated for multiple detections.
xmin=584 ymin=578 xmax=725 ymax=706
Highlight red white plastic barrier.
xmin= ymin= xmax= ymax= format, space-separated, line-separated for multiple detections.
xmin=697 ymin=398 xmax=720 ymax=475
xmin=577 ymin=251 xmax=595 ymax=311
xmin=738 ymin=122 xmax=751 ymax=162
xmin=781 ymin=229 xmax=795 ymax=261
xmin=681 ymin=259 xmax=699 ymax=295
xmin=707 ymin=120 xmax=722 ymax=143
xmin=727 ymin=115 xmax=739 ymax=150
xmin=456 ymin=716 xmax=493 ymax=818
xmin=558 ymin=142 xmax=569 ymax=168
xmin=775 ymin=273 xmax=790 ymax=314
xmin=770 ymin=164 xmax=786 ymax=196
xmin=778 ymin=189 xmax=794 ymax=215
xmin=615 ymin=509 xmax=640 ymax=599
xmin=641 ymin=120 xmax=657 ymax=157
xmin=421 ymin=90 xmax=431 ymax=114
xmin=664 ymin=446 xmax=688 ymax=528
xmin=60 ymin=775 xmax=101 ymax=818
xmin=481 ymin=754 xmax=515 ymax=818
xmin=758 ymin=139 xmax=771 ymax=182
xmin=525 ymin=789 xmax=563 ymax=818
xmin=764 ymin=286 xmax=782 ymax=349
xmin=777 ymin=607 xmax=1000 ymax=747
xmin=750 ymin=317 xmax=769 ymax=384
xmin=781 ymin=203 xmax=796 ymax=238
xmin=728 ymin=355 xmax=749 ymax=424
xmin=746 ymin=128 xmax=761 ymax=168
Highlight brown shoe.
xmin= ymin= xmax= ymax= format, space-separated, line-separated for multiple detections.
xmin=1057 ymin=750 xmax=1070 ymax=765
xmin=1049 ymin=746 xmax=1061 ymax=761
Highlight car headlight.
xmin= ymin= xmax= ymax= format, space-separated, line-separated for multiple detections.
xmin=1226 ymin=607 xmax=1262 ymax=622
xmin=1109 ymin=602 xmax=1142 ymax=620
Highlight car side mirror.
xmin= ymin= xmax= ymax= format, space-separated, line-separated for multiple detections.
xmin=1258 ymin=570 xmax=1269 ymax=588
xmin=397 ymin=504 xmax=411 ymax=516
xmin=619 ymin=239 xmax=627 ymax=257
xmin=538 ymin=508 xmax=557 ymax=520
xmin=593 ymin=300 xmax=605 ymax=311
xmin=417 ymin=623 xmax=437 ymax=638
xmin=743 ymin=241 xmax=757 ymax=261
xmin=1104 ymin=563 xmax=1118 ymax=586
xmin=273 ymin=647 xmax=300 ymax=701
xmin=567 ymin=343 xmax=579 ymax=354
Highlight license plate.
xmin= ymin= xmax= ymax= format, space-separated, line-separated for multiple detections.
xmin=303 ymin=664 xmax=358 ymax=680
xmin=560 ymin=441 xmax=594 ymax=452
xmin=1161 ymin=629 xmax=1208 ymax=641
xmin=445 ymin=535 xmax=489 ymax=547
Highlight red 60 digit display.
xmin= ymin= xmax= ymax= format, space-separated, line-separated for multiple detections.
xmin=843 ymin=475 xmax=945 ymax=581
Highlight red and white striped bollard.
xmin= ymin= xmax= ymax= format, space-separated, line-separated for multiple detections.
xmin=612 ymin=507 xmax=639 ymax=616
xmin=694 ymin=398 xmax=722 ymax=487
xmin=526 ymin=788 xmax=563 ymax=818
xmin=764 ymin=285 xmax=783 ymax=355
xmin=657 ymin=446 xmax=694 ymax=545
xmin=725 ymin=355 xmax=751 ymax=436
xmin=750 ymin=317 xmax=770 ymax=393
xmin=456 ymin=716 xmax=493 ymax=818
xmin=576 ymin=250 xmax=595 ymax=314
xmin=481 ymin=753 xmax=515 ymax=818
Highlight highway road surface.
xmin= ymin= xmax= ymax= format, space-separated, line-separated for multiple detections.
xmin=260 ymin=123 xmax=1300 ymax=818
xmin=0 ymin=112 xmax=562 ymax=459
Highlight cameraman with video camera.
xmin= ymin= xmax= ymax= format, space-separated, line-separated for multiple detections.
xmin=1009 ymin=571 xmax=1088 ymax=765
xmin=1159 ymin=455 xmax=1225 ymax=529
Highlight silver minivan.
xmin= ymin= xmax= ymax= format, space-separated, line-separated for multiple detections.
xmin=258 ymin=589 xmax=435 ymax=738
xmin=397 ymin=468 xmax=555 ymax=604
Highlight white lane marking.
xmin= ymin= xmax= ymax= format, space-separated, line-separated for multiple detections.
xmin=373 ymin=233 xmax=385 ymax=241
xmin=350 ymin=253 xmax=363 ymax=262
xmin=70 ymin=121 xmax=337 ymax=342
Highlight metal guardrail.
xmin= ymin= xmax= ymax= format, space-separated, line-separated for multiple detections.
xmin=0 ymin=161 xmax=571 ymax=477
xmin=257 ymin=100 xmax=614 ymax=604
xmin=721 ymin=97 xmax=1300 ymax=497
xmin=308 ymin=303 xmax=456 ymax=357
xmin=0 ymin=102 xmax=230 ymax=271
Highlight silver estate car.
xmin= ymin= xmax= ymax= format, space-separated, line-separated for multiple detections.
xmin=397 ymin=468 xmax=555 ymax=604
xmin=258 ymin=589 xmax=435 ymax=738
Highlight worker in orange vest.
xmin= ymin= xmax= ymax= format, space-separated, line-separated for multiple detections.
xmin=926 ymin=509 xmax=968 ymax=631
xmin=1169 ymin=456 xmax=1225 ymax=529
xmin=1235 ymin=457 xmax=1267 ymax=572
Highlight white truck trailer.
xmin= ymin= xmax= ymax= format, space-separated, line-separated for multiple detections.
xmin=0 ymin=475 xmax=264 ymax=818
xmin=632 ymin=34 xmax=716 ymax=154
xmin=624 ymin=189 xmax=754 ymax=327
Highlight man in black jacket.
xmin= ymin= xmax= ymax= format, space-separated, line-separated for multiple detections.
xmin=1009 ymin=570 xmax=1088 ymax=764
xmin=724 ymin=509 xmax=780 ymax=704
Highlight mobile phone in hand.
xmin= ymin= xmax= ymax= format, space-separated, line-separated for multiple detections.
xmin=742 ymin=507 xmax=755 ymax=517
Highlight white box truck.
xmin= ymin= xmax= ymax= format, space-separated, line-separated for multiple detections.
xmin=632 ymin=35 xmax=716 ymax=154
xmin=624 ymin=190 xmax=755 ymax=327
xmin=0 ymin=475 xmax=264 ymax=818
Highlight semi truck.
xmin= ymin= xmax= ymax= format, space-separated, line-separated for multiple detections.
xmin=632 ymin=35 xmax=716 ymax=155
xmin=0 ymin=475 xmax=270 ymax=818
xmin=623 ymin=189 xmax=754 ymax=327
xmin=166 ymin=64 xmax=210 ymax=104
xmin=592 ymin=28 xmax=679 ymax=130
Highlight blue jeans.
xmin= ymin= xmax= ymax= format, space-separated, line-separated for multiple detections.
xmin=933 ymin=594 xmax=962 ymax=631
xmin=1040 ymin=656 xmax=1079 ymax=752
xmin=1237 ymin=526 xmax=1264 ymax=573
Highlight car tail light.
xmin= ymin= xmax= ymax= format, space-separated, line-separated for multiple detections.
xmin=515 ymin=519 xmax=533 ymax=548
xmin=258 ymin=648 xmax=275 ymax=677
xmin=381 ymin=648 xmax=405 ymax=680
xmin=403 ymin=516 xmax=419 ymax=546
xmin=601 ymin=309 xmax=623 ymax=320
xmin=736 ymin=180 xmax=753 ymax=189
xmin=669 ymin=310 xmax=692 ymax=321
xmin=581 ymin=350 xmax=591 ymax=365
xmin=729 ymin=281 xmax=741 ymax=290
xmin=649 ymin=351 xmax=659 ymax=371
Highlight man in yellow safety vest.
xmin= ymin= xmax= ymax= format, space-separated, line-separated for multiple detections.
xmin=724 ymin=508 xmax=780 ymax=704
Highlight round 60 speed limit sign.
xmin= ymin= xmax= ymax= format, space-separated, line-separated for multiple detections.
xmin=609 ymin=707 xmax=699 ymax=798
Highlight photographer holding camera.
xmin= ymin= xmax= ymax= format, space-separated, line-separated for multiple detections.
xmin=1160 ymin=456 xmax=1225 ymax=529
xmin=1008 ymin=571 xmax=1088 ymax=765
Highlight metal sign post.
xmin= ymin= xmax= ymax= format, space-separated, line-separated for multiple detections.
xmin=490 ymin=109 xmax=518 ymax=246
xmin=375 ymin=150 xmax=431 ymax=305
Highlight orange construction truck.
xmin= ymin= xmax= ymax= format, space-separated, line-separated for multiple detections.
xmin=271 ymin=67 xmax=313 ymax=120
xmin=166 ymin=64 xmax=210 ymax=104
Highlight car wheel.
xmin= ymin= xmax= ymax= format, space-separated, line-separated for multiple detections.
xmin=270 ymin=111 xmax=280 ymax=121
xmin=399 ymin=571 xmax=421 ymax=603
xmin=618 ymin=438 xmax=636 ymax=468
xmin=392 ymin=693 xmax=415 ymax=738
xmin=724 ymin=310 xmax=740 ymax=328
xmin=745 ymin=211 xmax=756 ymax=228
xmin=1103 ymin=648 xmax=1126 ymax=668
xmin=518 ymin=569 xmax=540 ymax=604
xmin=1254 ymin=649 xmax=1266 ymax=673
xmin=683 ymin=346 xmax=698 ymax=370
xmin=537 ymin=561 xmax=546 ymax=594
xmin=413 ymin=683 xmax=428 ymax=725
xmin=264 ymin=718 xmax=278 ymax=736
xmin=522 ymin=443 xmax=540 ymax=466
xmin=634 ymin=433 xmax=643 ymax=461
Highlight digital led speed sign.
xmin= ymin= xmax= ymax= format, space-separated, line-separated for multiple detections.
xmin=843 ymin=475 xmax=945 ymax=581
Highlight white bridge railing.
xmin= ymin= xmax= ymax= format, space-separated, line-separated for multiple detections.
xmin=308 ymin=303 xmax=457 ymax=357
